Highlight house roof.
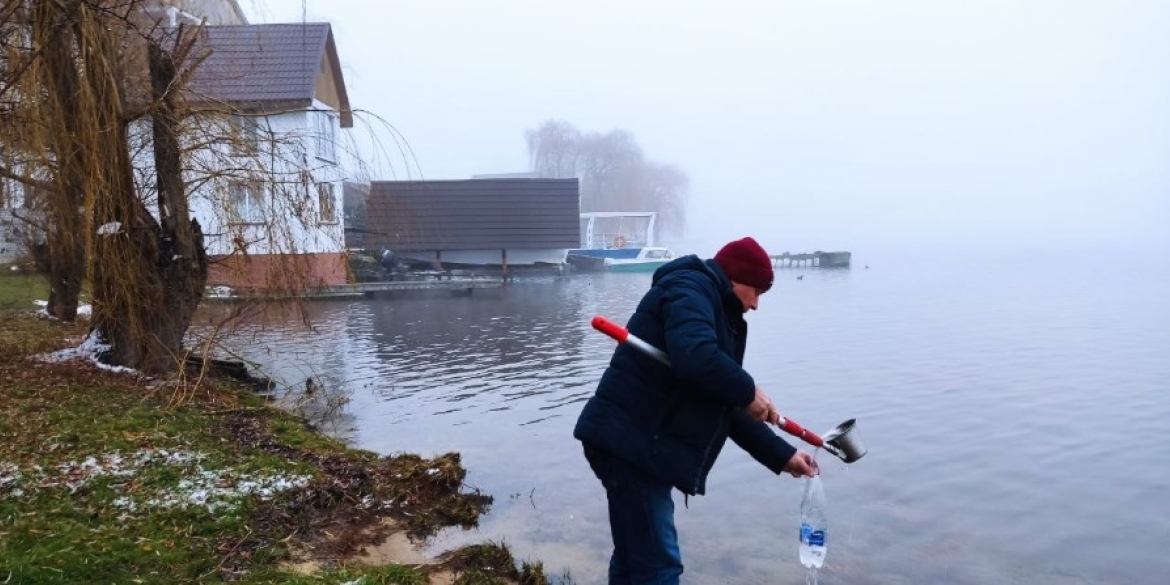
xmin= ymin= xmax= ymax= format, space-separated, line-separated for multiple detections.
xmin=187 ymin=23 xmax=353 ymax=127
xmin=356 ymin=179 xmax=581 ymax=252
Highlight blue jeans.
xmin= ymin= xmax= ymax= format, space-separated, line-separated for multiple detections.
xmin=584 ymin=446 xmax=683 ymax=585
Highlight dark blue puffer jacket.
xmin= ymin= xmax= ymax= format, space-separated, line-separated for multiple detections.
xmin=574 ymin=255 xmax=797 ymax=495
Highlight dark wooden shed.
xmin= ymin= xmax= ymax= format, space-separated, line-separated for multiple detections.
xmin=355 ymin=178 xmax=580 ymax=270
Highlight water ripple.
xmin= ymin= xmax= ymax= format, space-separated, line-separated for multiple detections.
xmin=192 ymin=256 xmax=1170 ymax=584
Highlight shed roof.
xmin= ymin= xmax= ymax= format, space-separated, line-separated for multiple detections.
xmin=358 ymin=179 xmax=581 ymax=252
xmin=187 ymin=23 xmax=353 ymax=127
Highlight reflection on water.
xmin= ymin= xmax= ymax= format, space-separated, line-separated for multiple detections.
xmin=193 ymin=255 xmax=1170 ymax=585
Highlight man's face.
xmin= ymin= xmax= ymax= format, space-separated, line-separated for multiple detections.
xmin=731 ymin=281 xmax=765 ymax=313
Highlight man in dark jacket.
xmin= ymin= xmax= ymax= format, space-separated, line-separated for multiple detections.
xmin=574 ymin=236 xmax=818 ymax=585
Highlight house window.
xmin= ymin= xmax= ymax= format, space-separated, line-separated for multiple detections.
xmin=229 ymin=180 xmax=265 ymax=223
xmin=231 ymin=114 xmax=262 ymax=155
xmin=315 ymin=111 xmax=337 ymax=162
xmin=317 ymin=182 xmax=337 ymax=223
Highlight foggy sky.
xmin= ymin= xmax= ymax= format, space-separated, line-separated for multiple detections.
xmin=244 ymin=0 xmax=1169 ymax=255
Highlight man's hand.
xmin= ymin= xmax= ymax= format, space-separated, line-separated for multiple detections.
xmin=784 ymin=451 xmax=819 ymax=478
xmin=746 ymin=386 xmax=780 ymax=424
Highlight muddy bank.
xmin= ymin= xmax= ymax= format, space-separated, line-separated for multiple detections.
xmin=0 ymin=311 xmax=549 ymax=584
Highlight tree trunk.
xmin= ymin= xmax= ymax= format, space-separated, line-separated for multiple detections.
xmin=87 ymin=30 xmax=207 ymax=374
xmin=35 ymin=1 xmax=86 ymax=321
xmin=44 ymin=223 xmax=85 ymax=321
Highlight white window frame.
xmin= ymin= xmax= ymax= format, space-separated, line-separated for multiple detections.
xmin=314 ymin=111 xmax=338 ymax=163
xmin=228 ymin=179 xmax=265 ymax=224
xmin=231 ymin=114 xmax=262 ymax=155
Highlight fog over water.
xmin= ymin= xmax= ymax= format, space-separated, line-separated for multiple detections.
xmin=205 ymin=249 xmax=1170 ymax=584
xmin=226 ymin=1 xmax=1169 ymax=583
xmin=244 ymin=0 xmax=1169 ymax=256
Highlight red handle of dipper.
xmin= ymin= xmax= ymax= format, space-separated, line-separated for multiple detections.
xmin=591 ymin=314 xmax=826 ymax=449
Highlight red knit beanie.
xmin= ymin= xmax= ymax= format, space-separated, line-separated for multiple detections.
xmin=714 ymin=237 xmax=774 ymax=292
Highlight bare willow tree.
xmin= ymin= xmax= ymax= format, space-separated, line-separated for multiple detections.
xmin=0 ymin=0 xmax=211 ymax=372
xmin=0 ymin=0 xmax=347 ymax=374
xmin=526 ymin=119 xmax=690 ymax=238
xmin=1 ymin=0 xmax=90 ymax=320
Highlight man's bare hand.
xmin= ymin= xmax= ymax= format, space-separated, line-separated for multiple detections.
xmin=784 ymin=451 xmax=819 ymax=478
xmin=747 ymin=386 xmax=780 ymax=424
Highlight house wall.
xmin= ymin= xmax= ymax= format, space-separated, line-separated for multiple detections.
xmin=209 ymin=252 xmax=348 ymax=291
xmin=141 ymin=0 xmax=247 ymax=26
xmin=132 ymin=100 xmax=348 ymax=288
xmin=0 ymin=175 xmax=32 ymax=264
xmin=362 ymin=179 xmax=581 ymax=253
xmin=0 ymin=208 xmax=25 ymax=264
xmin=314 ymin=51 xmax=344 ymax=112
xmin=193 ymin=106 xmax=346 ymax=287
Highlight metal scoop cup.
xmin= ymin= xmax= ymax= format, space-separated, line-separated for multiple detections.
xmin=775 ymin=417 xmax=866 ymax=464
xmin=821 ymin=418 xmax=867 ymax=463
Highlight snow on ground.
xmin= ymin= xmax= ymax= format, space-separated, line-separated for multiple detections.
xmin=33 ymin=299 xmax=93 ymax=317
xmin=37 ymin=328 xmax=139 ymax=375
xmin=1 ymin=448 xmax=312 ymax=513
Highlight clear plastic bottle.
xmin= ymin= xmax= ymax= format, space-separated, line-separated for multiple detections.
xmin=799 ymin=474 xmax=827 ymax=568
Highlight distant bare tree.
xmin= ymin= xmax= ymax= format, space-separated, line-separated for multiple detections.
xmin=525 ymin=119 xmax=689 ymax=238
xmin=525 ymin=119 xmax=580 ymax=179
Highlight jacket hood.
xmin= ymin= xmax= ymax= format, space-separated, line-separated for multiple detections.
xmin=652 ymin=254 xmax=720 ymax=286
xmin=652 ymin=255 xmax=739 ymax=310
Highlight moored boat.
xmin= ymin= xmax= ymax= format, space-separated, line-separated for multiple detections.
xmin=604 ymin=247 xmax=673 ymax=272
xmin=566 ymin=211 xmax=661 ymax=272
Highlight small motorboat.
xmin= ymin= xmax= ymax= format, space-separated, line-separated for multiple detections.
xmin=604 ymin=247 xmax=674 ymax=272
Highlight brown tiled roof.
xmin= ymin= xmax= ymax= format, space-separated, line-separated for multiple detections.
xmin=356 ymin=179 xmax=581 ymax=252
xmin=187 ymin=23 xmax=353 ymax=127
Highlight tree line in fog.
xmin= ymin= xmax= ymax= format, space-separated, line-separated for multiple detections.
xmin=525 ymin=119 xmax=688 ymax=238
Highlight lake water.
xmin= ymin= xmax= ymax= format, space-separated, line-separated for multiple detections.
xmin=200 ymin=247 xmax=1170 ymax=584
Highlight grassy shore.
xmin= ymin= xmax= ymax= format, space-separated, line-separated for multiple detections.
xmin=0 ymin=269 xmax=45 ymax=312
xmin=0 ymin=269 xmax=548 ymax=585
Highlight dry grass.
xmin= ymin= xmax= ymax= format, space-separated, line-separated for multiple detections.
xmin=0 ymin=309 xmax=548 ymax=584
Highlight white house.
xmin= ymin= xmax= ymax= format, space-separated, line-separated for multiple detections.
xmin=181 ymin=22 xmax=355 ymax=289
xmin=2 ymin=0 xmax=251 ymax=266
xmin=0 ymin=184 xmax=25 ymax=264
xmin=2 ymin=6 xmax=355 ymax=289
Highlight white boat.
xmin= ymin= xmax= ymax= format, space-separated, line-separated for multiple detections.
xmin=604 ymin=247 xmax=674 ymax=272
xmin=567 ymin=211 xmax=662 ymax=272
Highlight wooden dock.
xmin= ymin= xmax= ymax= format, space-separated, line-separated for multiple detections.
xmin=205 ymin=277 xmax=502 ymax=301
xmin=770 ymin=251 xmax=851 ymax=268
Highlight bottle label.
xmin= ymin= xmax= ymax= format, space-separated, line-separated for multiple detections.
xmin=800 ymin=523 xmax=812 ymax=543
xmin=809 ymin=529 xmax=825 ymax=546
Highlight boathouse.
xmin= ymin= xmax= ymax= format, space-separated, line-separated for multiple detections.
xmin=354 ymin=178 xmax=580 ymax=274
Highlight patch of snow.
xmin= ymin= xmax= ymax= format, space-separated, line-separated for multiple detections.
xmin=7 ymin=449 xmax=312 ymax=514
xmin=38 ymin=330 xmax=139 ymax=375
xmin=1 ymin=462 xmax=25 ymax=495
xmin=33 ymin=300 xmax=92 ymax=318
xmin=206 ymin=285 xmax=234 ymax=298
xmin=137 ymin=467 xmax=311 ymax=513
xmin=112 ymin=496 xmax=137 ymax=511
xmin=96 ymin=221 xmax=122 ymax=236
